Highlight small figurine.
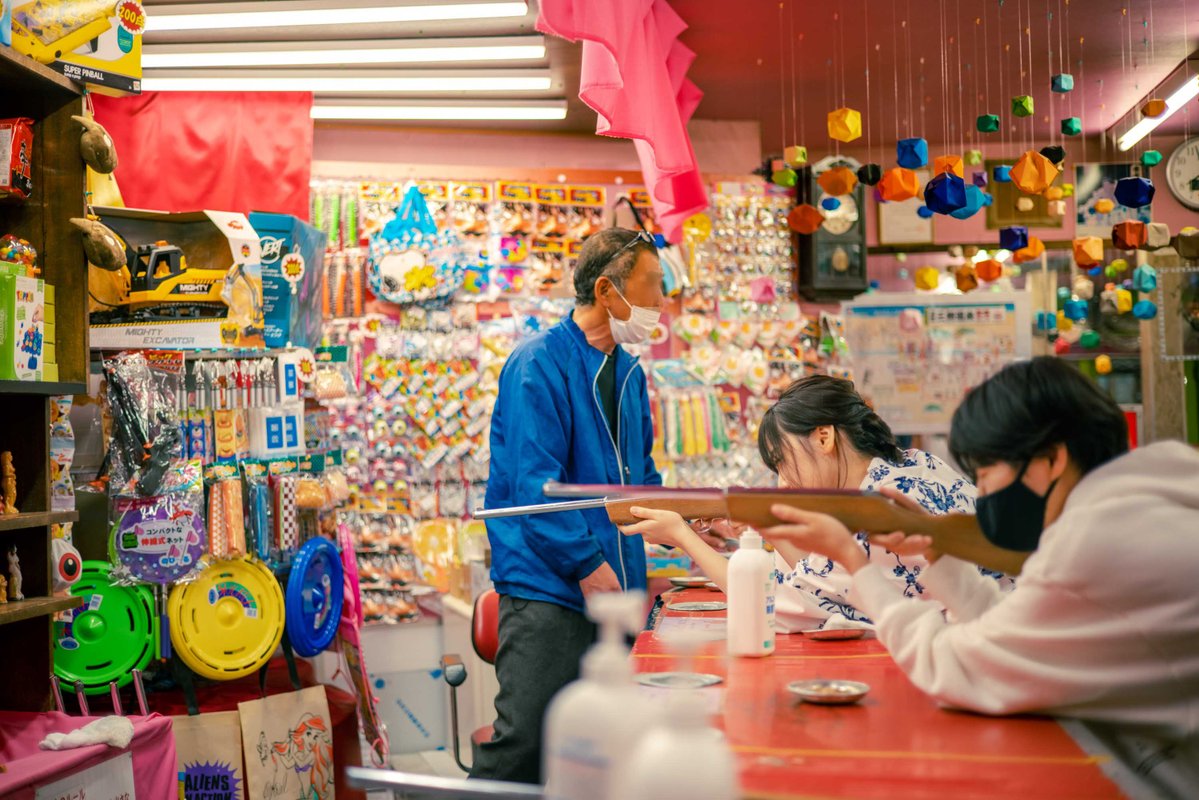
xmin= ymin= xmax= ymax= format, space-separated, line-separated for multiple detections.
xmin=0 ymin=574 xmax=7 ymax=604
xmin=7 ymin=546 xmax=22 ymax=601
xmin=1 ymin=451 xmax=16 ymax=515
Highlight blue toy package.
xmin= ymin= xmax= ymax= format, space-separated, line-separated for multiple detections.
xmin=249 ymin=212 xmax=327 ymax=350
xmin=1 ymin=0 xmax=11 ymax=47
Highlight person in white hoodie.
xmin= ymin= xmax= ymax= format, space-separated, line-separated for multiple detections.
xmin=762 ymin=356 xmax=1199 ymax=797
xmin=621 ymin=375 xmax=1010 ymax=632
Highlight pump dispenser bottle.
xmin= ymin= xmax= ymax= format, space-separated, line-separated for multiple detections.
xmin=543 ymin=591 xmax=655 ymax=800
xmin=727 ymin=529 xmax=775 ymax=656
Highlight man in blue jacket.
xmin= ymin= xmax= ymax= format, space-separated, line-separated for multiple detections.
xmin=473 ymin=228 xmax=664 ymax=782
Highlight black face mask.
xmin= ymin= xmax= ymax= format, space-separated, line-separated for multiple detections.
xmin=975 ymin=461 xmax=1059 ymax=552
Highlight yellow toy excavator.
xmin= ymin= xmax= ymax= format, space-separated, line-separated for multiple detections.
xmin=91 ymin=240 xmax=231 ymax=323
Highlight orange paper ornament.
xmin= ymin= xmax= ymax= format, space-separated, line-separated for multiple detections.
xmin=1043 ymin=186 xmax=1064 ymax=201
xmin=817 ymin=166 xmax=858 ymax=197
xmin=1072 ymin=236 xmax=1105 ymax=267
xmin=1013 ymin=236 xmax=1046 ymax=263
xmin=933 ymin=155 xmax=965 ymax=178
xmin=879 ymin=167 xmax=921 ymax=202
xmin=1011 ymin=150 xmax=1060 ymax=195
xmin=976 ymin=259 xmax=1004 ymax=282
xmin=787 ymin=204 xmax=825 ymax=234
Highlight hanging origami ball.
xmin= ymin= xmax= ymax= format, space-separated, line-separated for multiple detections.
xmin=1054 ymin=337 xmax=1072 ymax=355
xmin=1073 ymin=275 xmax=1095 ymax=300
xmin=954 ymin=263 xmax=979 ymax=293
xmin=856 ymin=163 xmax=883 ymax=186
xmin=1095 ymin=354 xmax=1113 ymax=375
xmin=1094 ymin=198 xmax=1116 ymax=214
xmin=924 ymin=173 xmax=968 ymax=215
xmin=879 ymin=167 xmax=921 ymax=202
xmin=1061 ymin=183 xmax=1075 ymax=197
xmin=934 ymin=154 xmax=965 ymax=177
xmin=1048 ymin=199 xmax=1067 ymax=217
xmin=1088 ymin=265 xmax=1104 ymax=277
xmin=1147 ymin=222 xmax=1172 ymax=249
xmin=977 ymin=114 xmax=1002 ymax=134
xmin=1141 ymin=150 xmax=1163 ymax=167
xmin=1016 ymin=197 xmax=1035 ymax=211
xmin=1051 ymin=73 xmax=1075 ymax=92
xmin=1133 ymin=300 xmax=1159 ymax=320
xmin=976 ymin=258 xmax=1004 ymax=282
xmin=1112 ymin=220 xmax=1148 ymax=250
xmin=772 ymin=168 xmax=798 ymax=187
xmin=787 ymin=204 xmax=825 ymax=234
xmin=1141 ymin=98 xmax=1168 ymax=118
xmin=1039 ymin=146 xmax=1066 ymax=167
xmin=1012 ymin=150 xmax=1061 ymax=194
xmin=1061 ymin=117 xmax=1083 ymax=136
xmin=784 ymin=145 xmax=808 ymax=167
xmin=1133 ymin=264 xmax=1158 ymax=292
xmin=949 ymin=185 xmax=987 ymax=220
xmin=1035 ymin=310 xmax=1058 ymax=332
xmin=914 ymin=265 xmax=941 ymax=290
xmin=1044 ymin=186 xmax=1065 ymax=201
xmin=1000 ymin=226 xmax=1029 ymax=251
xmin=1013 ymin=236 xmax=1046 ymax=263
xmin=1107 ymin=258 xmax=1130 ymax=278
xmin=1178 ymin=230 xmax=1199 ymax=260
xmin=993 ymin=165 xmax=1013 ymax=183
xmin=982 ymin=192 xmax=995 ymax=206
xmin=1064 ymin=299 xmax=1089 ymax=322
xmin=818 ymin=166 xmax=858 ymax=197
xmin=1073 ymin=236 xmax=1105 ymax=266
xmin=821 ymin=196 xmax=842 ymax=211
xmin=897 ymin=137 xmax=930 ymax=169
xmin=1057 ymin=285 xmax=1072 ymax=303
xmin=1058 ymin=311 xmax=1073 ymax=332
xmin=1080 ymin=329 xmax=1102 ymax=348
xmin=1114 ymin=177 xmax=1155 ymax=208
xmin=828 ymin=107 xmax=863 ymax=142
xmin=1012 ymin=95 xmax=1035 ymax=117
xmin=917 ymin=205 xmax=935 ymax=219
xmin=965 ymin=149 xmax=983 ymax=166
xmin=1115 ymin=288 xmax=1134 ymax=314
xmin=972 ymin=171 xmax=989 ymax=188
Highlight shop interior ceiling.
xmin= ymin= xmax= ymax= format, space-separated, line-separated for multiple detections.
xmin=140 ymin=0 xmax=592 ymax=130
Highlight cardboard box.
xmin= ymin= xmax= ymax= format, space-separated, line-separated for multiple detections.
xmin=10 ymin=0 xmax=144 ymax=95
xmin=248 ymin=212 xmax=327 ymax=350
xmin=0 ymin=263 xmax=45 ymax=380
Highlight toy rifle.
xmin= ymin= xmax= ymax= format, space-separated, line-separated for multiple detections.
xmin=474 ymin=482 xmax=1028 ymax=576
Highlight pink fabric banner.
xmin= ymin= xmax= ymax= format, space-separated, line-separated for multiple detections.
xmin=538 ymin=0 xmax=708 ymax=242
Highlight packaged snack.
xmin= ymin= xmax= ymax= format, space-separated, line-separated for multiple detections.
xmin=0 ymin=119 xmax=33 ymax=200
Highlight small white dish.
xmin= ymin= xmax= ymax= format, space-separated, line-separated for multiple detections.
xmin=668 ymin=576 xmax=711 ymax=589
xmin=637 ymin=672 xmax=723 ymax=689
xmin=801 ymin=628 xmax=868 ymax=641
xmin=787 ymin=679 xmax=870 ymax=705
xmin=667 ymin=601 xmax=728 ymax=612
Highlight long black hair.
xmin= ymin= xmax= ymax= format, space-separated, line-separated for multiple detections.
xmin=950 ymin=356 xmax=1128 ymax=480
xmin=758 ymin=375 xmax=904 ymax=482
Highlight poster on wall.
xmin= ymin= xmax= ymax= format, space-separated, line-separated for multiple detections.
xmin=1075 ymin=163 xmax=1153 ymax=237
xmin=239 ymin=686 xmax=336 ymax=800
xmin=877 ymin=170 xmax=933 ymax=245
xmin=842 ymin=291 xmax=1032 ymax=434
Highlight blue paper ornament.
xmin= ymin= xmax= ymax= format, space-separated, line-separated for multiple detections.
xmin=923 ymin=173 xmax=967 ymax=215
xmin=1064 ymin=299 xmax=1088 ymax=321
xmin=917 ymin=205 xmax=935 ymax=218
xmin=1035 ymin=310 xmax=1058 ymax=331
xmin=950 ymin=184 xmax=986 ymax=219
xmin=999 ymin=226 xmax=1029 ymax=251
xmin=897 ymin=137 xmax=929 ymax=169
xmin=821 ymin=197 xmax=842 ymax=211
xmin=1114 ymin=177 xmax=1155 ymax=208
xmin=981 ymin=192 xmax=995 ymax=207
xmin=1133 ymin=265 xmax=1158 ymax=292
xmin=993 ymin=165 xmax=1013 ymax=183
xmin=1133 ymin=300 xmax=1158 ymax=320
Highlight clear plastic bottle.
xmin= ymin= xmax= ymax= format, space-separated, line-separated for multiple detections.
xmin=610 ymin=691 xmax=738 ymax=800
xmin=726 ymin=529 xmax=775 ymax=656
xmin=543 ymin=591 xmax=656 ymax=800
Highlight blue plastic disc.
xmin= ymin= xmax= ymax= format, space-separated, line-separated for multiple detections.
xmin=285 ymin=537 xmax=344 ymax=657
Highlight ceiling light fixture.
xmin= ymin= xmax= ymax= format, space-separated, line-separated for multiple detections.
xmin=145 ymin=1 xmax=527 ymax=33
xmin=142 ymin=36 xmax=545 ymax=69
xmin=139 ymin=70 xmax=552 ymax=93
xmin=1117 ymin=75 xmax=1199 ymax=151
xmin=311 ymin=100 xmax=567 ymax=121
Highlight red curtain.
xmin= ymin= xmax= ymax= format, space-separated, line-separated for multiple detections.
xmin=91 ymin=91 xmax=314 ymax=220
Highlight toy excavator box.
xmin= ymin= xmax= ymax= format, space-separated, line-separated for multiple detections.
xmin=89 ymin=207 xmax=265 ymax=349
xmin=10 ymin=0 xmax=144 ymax=95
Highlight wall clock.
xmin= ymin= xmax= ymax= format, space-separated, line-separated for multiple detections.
xmin=1165 ymin=135 xmax=1199 ymax=211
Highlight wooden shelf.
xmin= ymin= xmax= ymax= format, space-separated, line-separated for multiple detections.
xmin=0 ymin=510 xmax=79 ymax=533
xmin=0 ymin=380 xmax=87 ymax=396
xmin=0 ymin=46 xmax=81 ymax=99
xmin=0 ymin=595 xmax=82 ymax=626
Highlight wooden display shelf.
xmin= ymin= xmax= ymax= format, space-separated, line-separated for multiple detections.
xmin=0 ymin=380 xmax=87 ymax=396
xmin=0 ymin=510 xmax=79 ymax=533
xmin=0 ymin=46 xmax=80 ymax=98
xmin=0 ymin=595 xmax=81 ymax=626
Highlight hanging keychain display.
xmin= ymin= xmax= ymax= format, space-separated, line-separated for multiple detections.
xmin=53 ymin=561 xmax=156 ymax=695
xmin=285 ymin=536 xmax=345 ymax=657
xmin=368 ymin=184 xmax=468 ymax=306
xmin=167 ymin=557 xmax=285 ymax=681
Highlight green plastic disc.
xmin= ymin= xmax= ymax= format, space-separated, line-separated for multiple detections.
xmin=53 ymin=560 xmax=156 ymax=695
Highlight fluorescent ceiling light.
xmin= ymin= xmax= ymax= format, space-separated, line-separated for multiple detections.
xmin=142 ymin=37 xmax=545 ymax=69
xmin=140 ymin=70 xmax=552 ymax=93
xmin=311 ymin=100 xmax=566 ymax=120
xmin=1117 ymin=75 xmax=1199 ymax=151
xmin=145 ymin=1 xmax=527 ymax=33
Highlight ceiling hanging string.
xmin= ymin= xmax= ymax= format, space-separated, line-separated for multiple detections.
xmin=956 ymin=2 xmax=964 ymax=155
xmin=1047 ymin=8 xmax=1055 ymax=146
xmin=1027 ymin=0 xmax=1034 ymax=152
xmin=839 ymin=0 xmax=847 ymax=109
xmin=778 ymin=1 xmax=787 ymax=156
xmin=789 ymin=0 xmax=798 ymax=154
xmin=864 ymin=0 xmax=873 ymax=166
xmin=906 ymin=0 xmax=915 ymax=138
xmin=893 ymin=0 xmax=901 ymax=146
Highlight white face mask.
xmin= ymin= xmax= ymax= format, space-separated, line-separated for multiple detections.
xmin=607 ymin=284 xmax=661 ymax=345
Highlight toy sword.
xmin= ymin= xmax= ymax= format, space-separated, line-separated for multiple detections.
xmin=474 ymin=482 xmax=1028 ymax=576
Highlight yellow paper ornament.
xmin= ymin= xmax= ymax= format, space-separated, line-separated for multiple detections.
xmin=914 ymin=266 xmax=941 ymax=290
xmin=1094 ymin=198 xmax=1115 ymax=214
xmin=827 ymin=107 xmax=863 ymax=142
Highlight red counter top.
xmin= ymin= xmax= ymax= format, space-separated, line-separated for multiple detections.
xmin=633 ymin=589 xmax=1123 ymax=799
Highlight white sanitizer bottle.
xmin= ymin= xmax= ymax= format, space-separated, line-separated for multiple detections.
xmin=543 ymin=590 xmax=656 ymax=800
xmin=727 ymin=529 xmax=776 ymax=657
xmin=611 ymin=691 xmax=738 ymax=800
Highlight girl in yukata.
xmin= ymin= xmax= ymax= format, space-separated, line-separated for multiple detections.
xmin=621 ymin=375 xmax=1010 ymax=632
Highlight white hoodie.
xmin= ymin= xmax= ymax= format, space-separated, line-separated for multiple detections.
xmin=848 ymin=441 xmax=1199 ymax=794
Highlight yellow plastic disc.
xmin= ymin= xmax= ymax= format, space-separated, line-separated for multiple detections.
xmin=168 ymin=558 xmax=285 ymax=681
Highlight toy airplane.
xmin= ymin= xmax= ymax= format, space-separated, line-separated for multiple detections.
xmin=473 ymin=482 xmax=1028 ymax=576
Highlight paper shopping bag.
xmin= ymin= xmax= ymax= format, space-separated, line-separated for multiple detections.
xmin=172 ymin=710 xmax=246 ymax=800
xmin=238 ymin=686 xmax=336 ymax=800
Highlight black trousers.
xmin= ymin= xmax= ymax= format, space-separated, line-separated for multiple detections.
xmin=469 ymin=594 xmax=597 ymax=784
